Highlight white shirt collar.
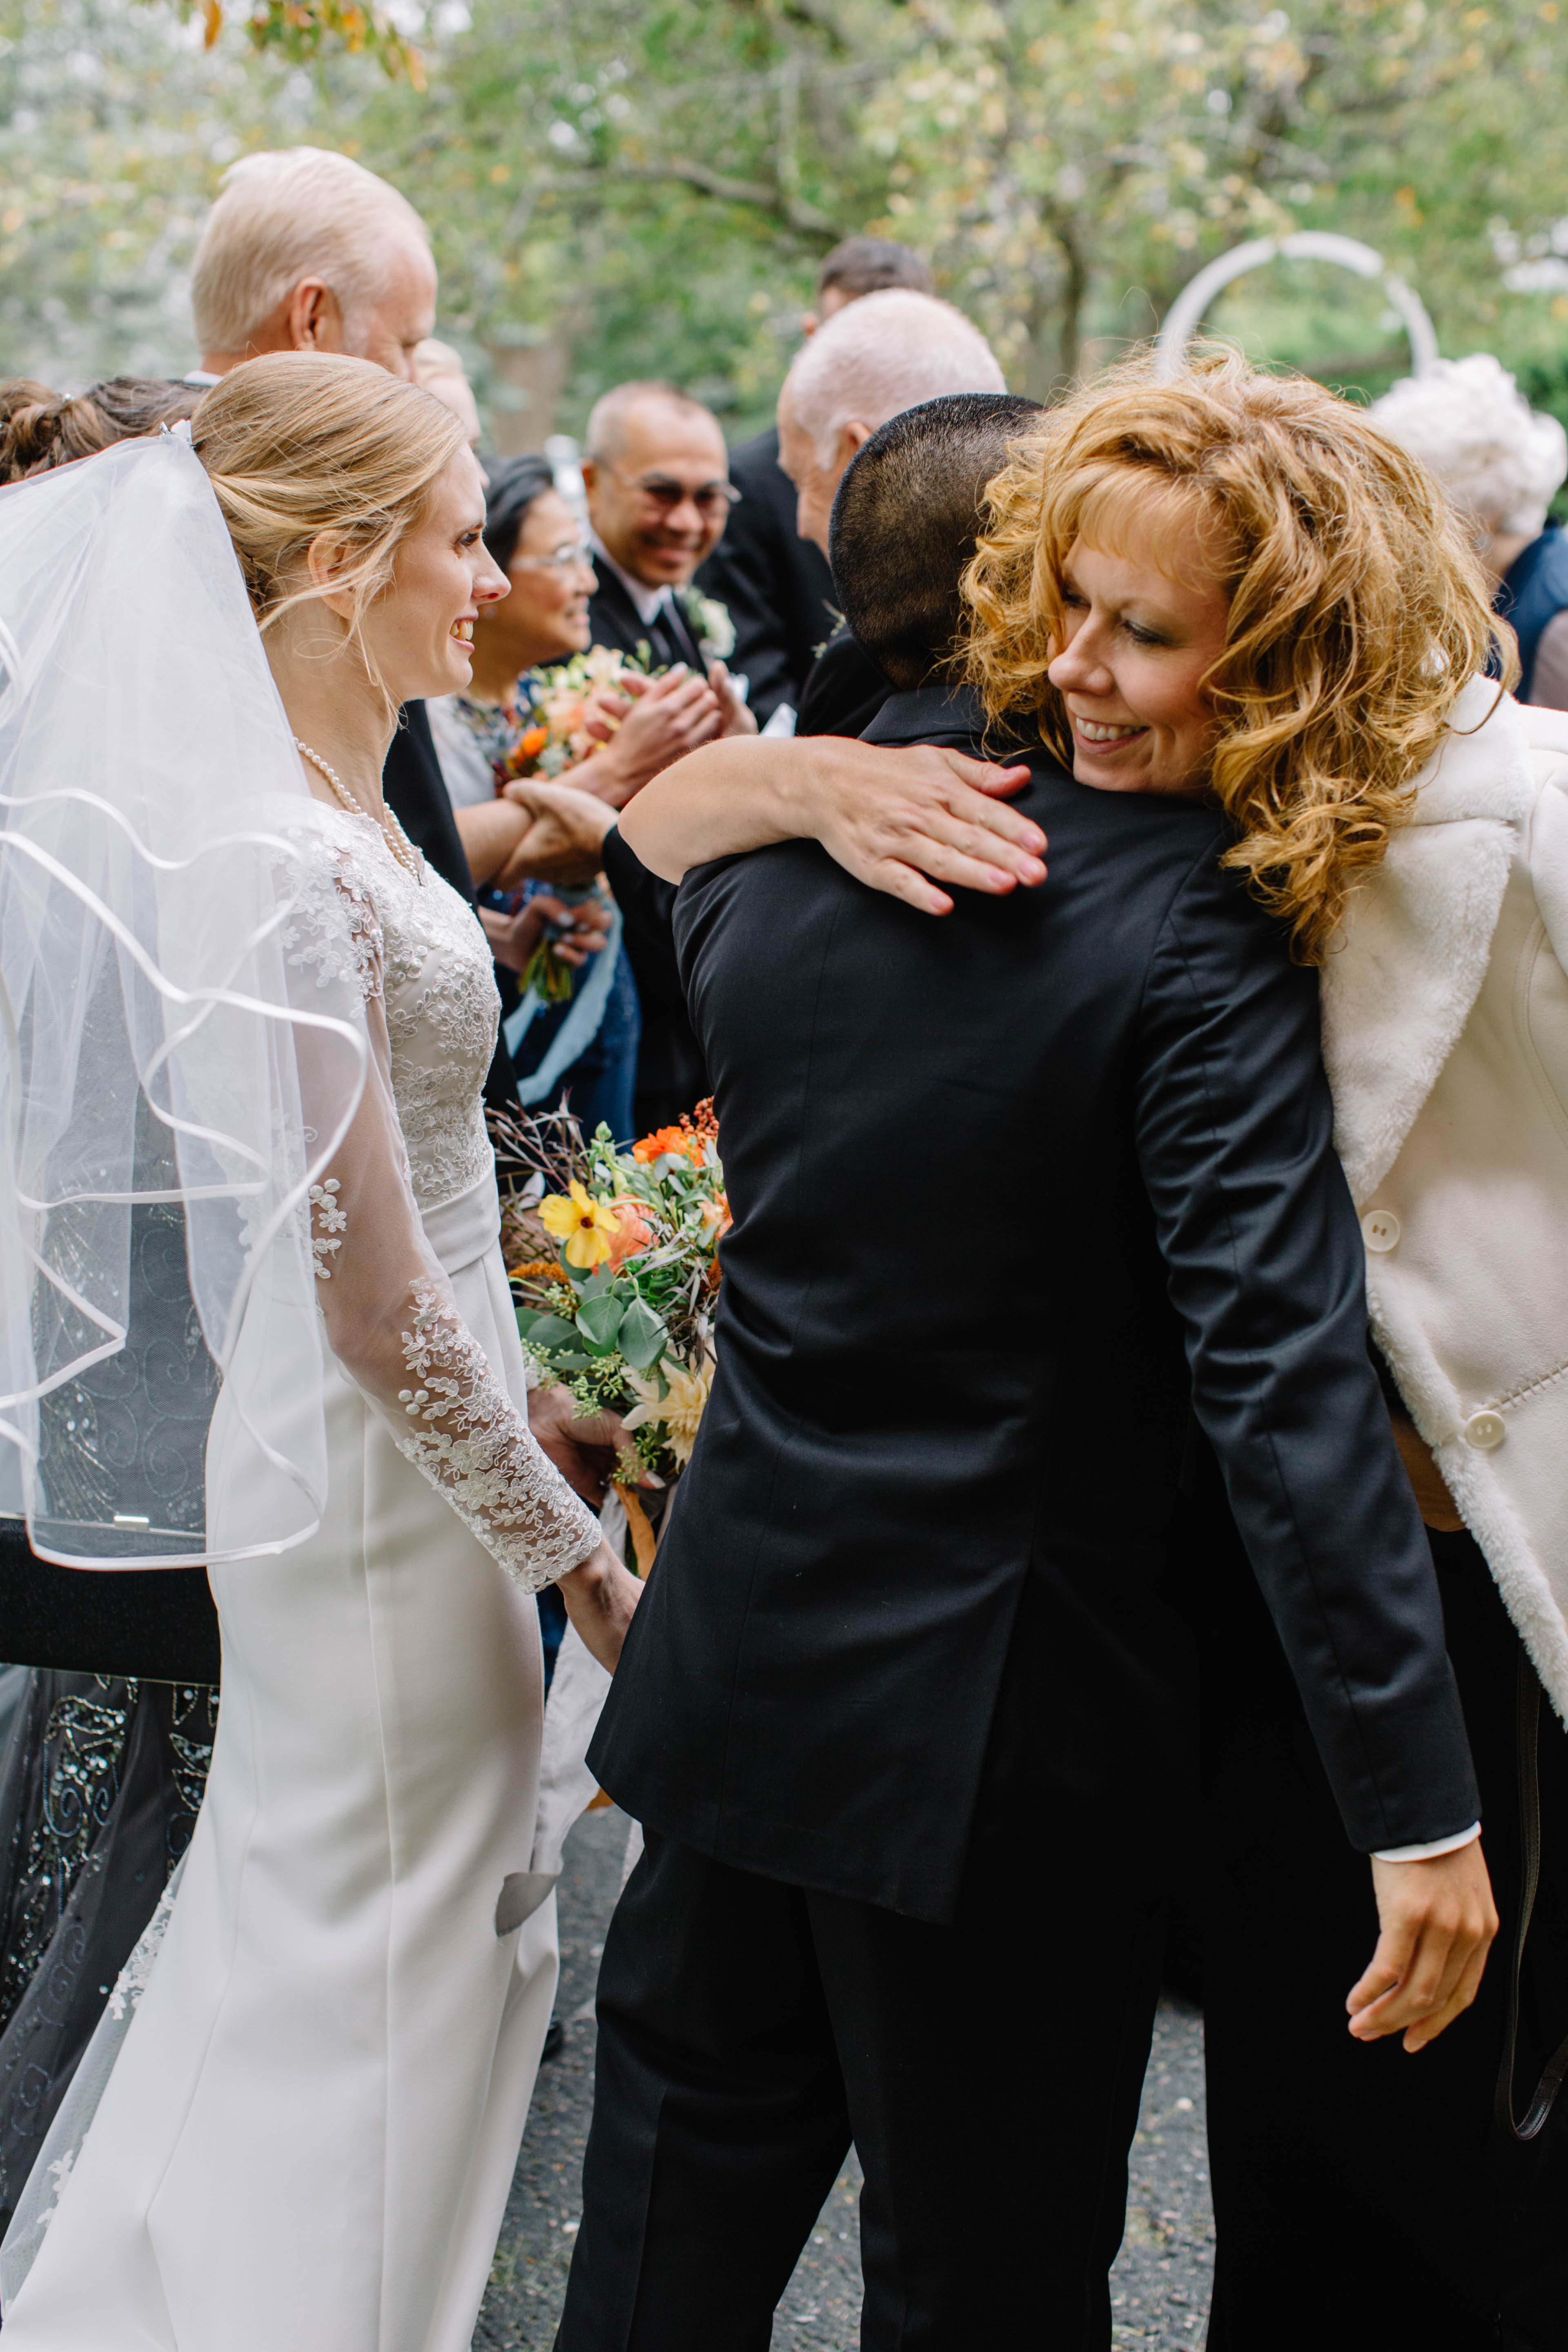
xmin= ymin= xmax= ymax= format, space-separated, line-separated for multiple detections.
xmin=589 ymin=530 xmax=675 ymax=628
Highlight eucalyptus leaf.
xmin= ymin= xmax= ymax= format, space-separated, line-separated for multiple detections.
xmin=576 ymin=1293 xmax=626 ymax=1354
xmin=519 ymin=1312 xmax=581 ymax=1353
xmin=618 ymin=1297 xmax=668 ymax=1373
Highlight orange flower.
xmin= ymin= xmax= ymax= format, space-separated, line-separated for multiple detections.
xmin=634 ymin=1124 xmax=704 ymax=1167
xmin=500 ymin=724 xmax=550 ymax=782
xmin=606 ymin=1200 xmax=654 ymax=1268
xmin=507 ymin=1256 xmax=561 ymax=1283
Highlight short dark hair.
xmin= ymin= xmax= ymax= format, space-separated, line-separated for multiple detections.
xmin=829 ymin=393 xmax=1044 ymax=689
xmin=815 ymin=236 xmax=933 ymax=305
xmin=481 ymin=453 xmax=558 ymax=572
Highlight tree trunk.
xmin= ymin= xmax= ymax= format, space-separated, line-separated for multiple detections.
xmin=485 ymin=327 xmax=578 ymax=456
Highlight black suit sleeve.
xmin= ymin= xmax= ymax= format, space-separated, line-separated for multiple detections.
xmin=602 ymin=822 xmax=708 ymax=1128
xmin=1135 ymin=847 xmax=1478 ymax=1852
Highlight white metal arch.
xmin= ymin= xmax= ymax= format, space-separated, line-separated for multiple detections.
xmin=1154 ymin=230 xmax=1438 ymax=380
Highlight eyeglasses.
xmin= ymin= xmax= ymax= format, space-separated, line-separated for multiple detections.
xmin=604 ymin=466 xmax=740 ymax=516
xmin=512 ymin=540 xmax=596 ymax=575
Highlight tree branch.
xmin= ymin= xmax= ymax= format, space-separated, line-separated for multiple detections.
xmin=544 ymin=159 xmax=842 ymax=240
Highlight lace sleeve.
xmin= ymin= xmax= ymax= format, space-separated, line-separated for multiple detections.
xmin=296 ymin=840 xmax=601 ymax=1592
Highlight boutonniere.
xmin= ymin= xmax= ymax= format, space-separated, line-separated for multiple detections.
xmin=678 ymin=586 xmax=736 ymax=663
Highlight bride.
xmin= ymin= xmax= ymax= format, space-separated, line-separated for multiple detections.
xmin=0 ymin=352 xmax=640 ymax=2348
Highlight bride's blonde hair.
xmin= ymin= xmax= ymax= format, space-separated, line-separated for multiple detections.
xmin=192 ymin=352 xmax=466 ymax=652
xmin=962 ymin=347 xmax=1506 ymax=961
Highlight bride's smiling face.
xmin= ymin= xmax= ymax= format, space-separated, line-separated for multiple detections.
xmin=359 ymin=447 xmax=509 ymax=704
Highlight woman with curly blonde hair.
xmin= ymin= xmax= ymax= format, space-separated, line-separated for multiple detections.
xmin=599 ymin=354 xmax=1568 ymax=2343
xmin=960 ymin=347 xmax=1500 ymax=959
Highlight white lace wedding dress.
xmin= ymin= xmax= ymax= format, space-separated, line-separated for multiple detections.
xmin=0 ymin=806 xmax=603 ymax=2351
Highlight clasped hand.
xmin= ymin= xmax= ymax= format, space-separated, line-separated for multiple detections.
xmin=479 ymin=889 xmax=610 ymax=975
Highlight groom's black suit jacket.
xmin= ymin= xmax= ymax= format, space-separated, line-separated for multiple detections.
xmin=589 ymin=685 xmax=1479 ymax=1922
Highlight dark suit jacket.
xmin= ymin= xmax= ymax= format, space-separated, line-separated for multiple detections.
xmin=695 ymin=427 xmax=838 ymax=725
xmin=588 ymin=560 xmax=708 ymax=677
xmin=588 ymin=565 xmax=711 ymax=1130
xmin=589 ymin=684 xmax=1478 ymax=1922
xmin=795 ymin=622 xmax=894 ymax=741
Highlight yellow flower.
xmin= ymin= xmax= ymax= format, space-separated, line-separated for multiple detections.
xmin=622 ymin=1354 xmax=715 ymax=1468
xmin=539 ymin=1180 xmax=620 ymax=1271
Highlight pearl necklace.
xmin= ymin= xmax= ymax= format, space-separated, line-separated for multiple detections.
xmin=292 ymin=735 xmax=423 ymax=884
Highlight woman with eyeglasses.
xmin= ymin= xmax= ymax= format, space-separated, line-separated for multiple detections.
xmin=427 ymin=458 xmax=726 ymax=1156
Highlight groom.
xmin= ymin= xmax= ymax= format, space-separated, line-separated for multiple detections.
xmin=555 ymin=398 xmax=1489 ymax=2348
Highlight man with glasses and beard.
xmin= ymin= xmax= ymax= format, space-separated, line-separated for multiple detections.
xmin=582 ymin=381 xmax=757 ymax=1129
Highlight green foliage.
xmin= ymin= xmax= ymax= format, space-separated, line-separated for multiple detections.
xmin=6 ymin=0 xmax=1568 ymax=450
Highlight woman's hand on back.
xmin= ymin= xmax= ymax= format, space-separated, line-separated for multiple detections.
xmin=617 ymin=736 xmax=1044 ymax=911
xmin=791 ymin=738 xmax=1044 ymax=913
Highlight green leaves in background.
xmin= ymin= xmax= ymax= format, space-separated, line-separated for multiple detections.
xmin=9 ymin=0 xmax=1568 ymax=454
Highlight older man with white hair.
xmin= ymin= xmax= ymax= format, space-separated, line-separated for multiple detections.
xmin=779 ymin=288 xmax=1006 ymax=737
xmin=190 ymin=145 xmax=436 ymax=379
xmin=187 ymin=149 xmax=492 ymax=995
xmin=1372 ymin=352 xmax=1568 ymax=708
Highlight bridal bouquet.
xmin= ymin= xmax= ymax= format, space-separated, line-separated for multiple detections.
xmin=494 ymin=1105 xmax=727 ymax=1500
xmin=481 ymin=646 xmax=652 ymax=1006
xmin=493 ymin=644 xmax=653 ymax=787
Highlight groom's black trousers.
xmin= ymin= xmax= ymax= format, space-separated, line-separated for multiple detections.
xmin=555 ymin=1826 xmax=1166 ymax=2352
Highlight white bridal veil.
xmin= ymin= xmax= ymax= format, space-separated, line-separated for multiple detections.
xmin=0 ymin=432 xmax=370 ymax=1566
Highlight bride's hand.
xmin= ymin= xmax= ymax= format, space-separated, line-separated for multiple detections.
xmin=527 ymin=1383 xmax=632 ymax=1508
xmin=557 ymin=1540 xmax=643 ymax=1673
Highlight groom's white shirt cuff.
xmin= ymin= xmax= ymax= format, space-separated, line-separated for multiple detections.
xmin=1371 ymin=1822 xmax=1481 ymax=1863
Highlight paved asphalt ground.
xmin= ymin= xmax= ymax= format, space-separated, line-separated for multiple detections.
xmin=477 ymin=1808 xmax=1214 ymax=2350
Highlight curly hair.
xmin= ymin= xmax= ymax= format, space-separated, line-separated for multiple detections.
xmin=960 ymin=348 xmax=1506 ymax=961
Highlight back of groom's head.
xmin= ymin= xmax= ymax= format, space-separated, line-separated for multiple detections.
xmin=829 ymin=393 xmax=1044 ymax=690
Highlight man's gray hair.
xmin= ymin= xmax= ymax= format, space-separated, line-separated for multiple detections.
xmin=584 ymin=380 xmax=722 ymax=465
xmin=191 ymin=147 xmax=430 ymax=356
xmin=785 ymin=290 xmax=1005 ymax=463
xmin=1371 ymin=354 xmax=1568 ymax=538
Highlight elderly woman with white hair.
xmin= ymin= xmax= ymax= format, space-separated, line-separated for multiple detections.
xmin=1374 ymin=352 xmax=1568 ymax=706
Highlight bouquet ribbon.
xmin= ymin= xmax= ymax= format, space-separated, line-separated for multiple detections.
xmin=505 ymin=900 xmax=624 ymax=1101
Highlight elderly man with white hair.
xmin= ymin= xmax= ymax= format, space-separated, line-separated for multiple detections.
xmin=188 ymin=149 xmax=499 ymax=1023
xmin=190 ymin=144 xmax=436 ymax=379
xmin=779 ymin=288 xmax=1007 ymax=737
xmin=1373 ymin=353 xmax=1568 ymax=708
